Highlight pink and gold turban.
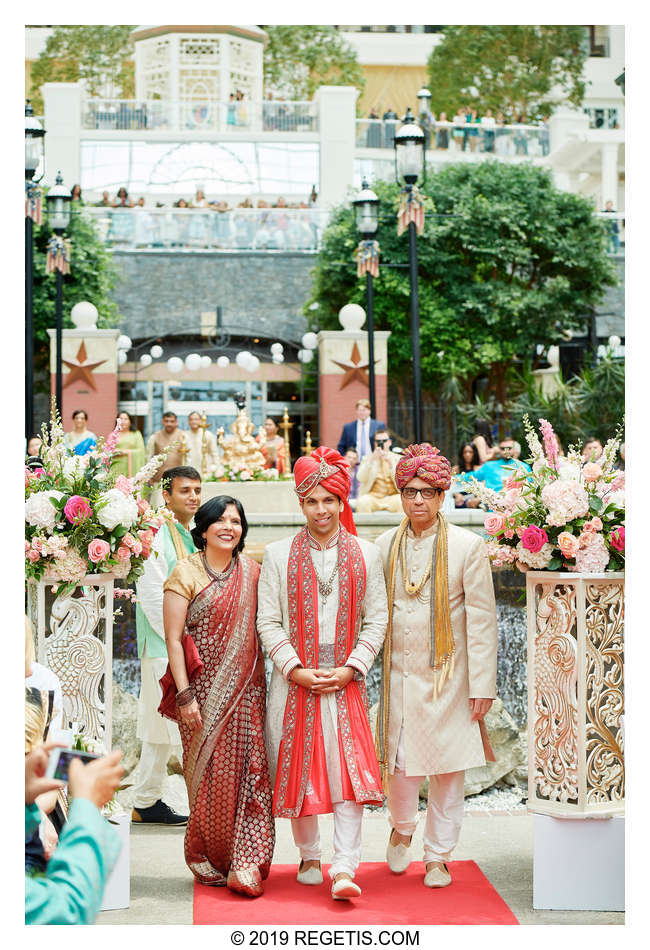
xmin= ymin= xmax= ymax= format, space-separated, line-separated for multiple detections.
xmin=293 ymin=446 xmax=356 ymax=534
xmin=395 ymin=443 xmax=452 ymax=492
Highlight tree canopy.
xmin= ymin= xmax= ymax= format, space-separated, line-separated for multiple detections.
xmin=262 ymin=25 xmax=365 ymax=101
xmin=426 ymin=25 xmax=588 ymax=121
xmin=308 ymin=162 xmax=616 ymax=403
xmin=29 ymin=26 xmax=135 ymax=112
xmin=31 ymin=206 xmax=122 ymax=383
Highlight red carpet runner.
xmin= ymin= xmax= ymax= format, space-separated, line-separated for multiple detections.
xmin=194 ymin=861 xmax=519 ymax=925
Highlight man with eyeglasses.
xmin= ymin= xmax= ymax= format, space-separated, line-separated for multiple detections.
xmin=374 ymin=443 xmax=498 ymax=890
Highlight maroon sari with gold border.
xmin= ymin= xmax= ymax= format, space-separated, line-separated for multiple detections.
xmin=163 ymin=555 xmax=275 ymax=885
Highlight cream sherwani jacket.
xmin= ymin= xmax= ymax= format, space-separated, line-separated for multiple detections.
xmin=257 ymin=532 xmax=388 ymax=794
xmin=375 ymin=521 xmax=498 ymax=777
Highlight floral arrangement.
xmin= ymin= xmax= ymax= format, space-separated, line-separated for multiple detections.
xmin=461 ymin=416 xmax=625 ymax=573
xmin=207 ymin=462 xmax=290 ymax=482
xmin=25 ymin=408 xmax=171 ymax=595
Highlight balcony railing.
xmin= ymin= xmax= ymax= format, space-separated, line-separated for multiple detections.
xmin=355 ymin=119 xmax=552 ymax=157
xmin=595 ymin=211 xmax=625 ymax=253
xmin=84 ymin=206 xmax=328 ymax=251
xmin=81 ymin=99 xmax=319 ymax=134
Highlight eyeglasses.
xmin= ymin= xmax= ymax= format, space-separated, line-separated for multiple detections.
xmin=401 ymin=488 xmax=440 ymax=500
xmin=500 ymin=444 xmax=514 ymax=451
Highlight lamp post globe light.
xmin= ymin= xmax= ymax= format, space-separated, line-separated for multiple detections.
xmin=45 ymin=172 xmax=72 ymax=418
xmin=25 ymin=100 xmax=45 ymax=441
xmin=394 ymin=108 xmax=426 ymax=443
xmin=352 ymin=178 xmax=380 ymax=419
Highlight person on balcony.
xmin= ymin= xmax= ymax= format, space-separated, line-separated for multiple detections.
xmin=435 ymin=112 xmax=449 ymax=149
xmin=383 ymin=107 xmax=398 ymax=148
xmin=367 ymin=107 xmax=382 ymax=147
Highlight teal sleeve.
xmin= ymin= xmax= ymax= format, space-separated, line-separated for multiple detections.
xmin=25 ymin=803 xmax=41 ymax=839
xmin=25 ymin=798 xmax=121 ymax=925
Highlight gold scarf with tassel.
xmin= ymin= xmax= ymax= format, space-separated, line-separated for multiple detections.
xmin=375 ymin=512 xmax=455 ymax=788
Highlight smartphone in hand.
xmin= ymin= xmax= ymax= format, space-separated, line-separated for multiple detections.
xmin=45 ymin=748 xmax=99 ymax=783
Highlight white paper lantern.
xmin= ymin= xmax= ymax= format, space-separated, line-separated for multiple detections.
xmin=338 ymin=303 xmax=366 ymax=331
xmin=236 ymin=351 xmax=252 ymax=368
xmin=70 ymin=301 xmax=98 ymax=329
xmin=200 ymin=355 xmax=212 ymax=368
xmin=308 ymin=301 xmax=320 ymax=311
xmin=167 ymin=356 xmax=183 ymax=374
xmin=139 ymin=353 xmax=152 ymax=367
xmin=150 ymin=344 xmax=163 ymax=359
xmin=217 ymin=356 xmax=230 ymax=368
xmin=272 ymin=353 xmax=285 ymax=364
xmin=117 ymin=350 xmax=127 ymax=366
xmin=185 ymin=353 xmax=202 ymax=372
xmin=245 ymin=355 xmax=260 ymax=372
xmin=298 ymin=349 xmax=314 ymax=364
xmin=608 ymin=335 xmax=621 ymax=348
xmin=117 ymin=334 xmax=132 ymax=351
xmin=270 ymin=342 xmax=284 ymax=356
xmin=302 ymin=332 xmax=318 ymax=350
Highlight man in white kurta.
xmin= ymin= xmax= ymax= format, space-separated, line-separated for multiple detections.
xmin=257 ymin=447 xmax=388 ymax=900
xmin=375 ymin=443 xmax=498 ymax=888
xmin=184 ymin=411 xmax=219 ymax=475
xmin=131 ymin=465 xmax=202 ymax=825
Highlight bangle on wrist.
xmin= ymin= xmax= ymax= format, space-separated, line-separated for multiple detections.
xmin=176 ymin=686 xmax=194 ymax=707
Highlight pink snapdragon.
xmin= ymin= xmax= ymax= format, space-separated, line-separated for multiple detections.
xmin=114 ymin=475 xmax=133 ymax=496
xmin=102 ymin=420 xmax=123 ymax=461
xmin=539 ymin=418 xmax=558 ymax=469
xmin=136 ymin=497 xmax=151 ymax=515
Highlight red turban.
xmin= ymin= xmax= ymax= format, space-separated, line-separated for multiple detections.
xmin=293 ymin=446 xmax=357 ymax=535
xmin=395 ymin=443 xmax=452 ymax=492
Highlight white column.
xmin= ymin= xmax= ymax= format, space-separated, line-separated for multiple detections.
xmin=42 ymin=82 xmax=82 ymax=188
xmin=169 ymin=34 xmax=180 ymax=130
xmin=548 ymin=106 xmax=590 ymax=154
xmin=220 ymin=36 xmax=231 ymax=131
xmin=601 ymin=142 xmax=619 ymax=208
xmin=314 ymin=85 xmax=359 ymax=210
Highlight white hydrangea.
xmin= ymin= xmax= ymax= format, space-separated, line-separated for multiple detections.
xmin=62 ymin=455 xmax=89 ymax=481
xmin=25 ymin=490 xmax=64 ymax=531
xmin=515 ymin=541 xmax=554 ymax=569
xmin=96 ymin=488 xmax=139 ymax=531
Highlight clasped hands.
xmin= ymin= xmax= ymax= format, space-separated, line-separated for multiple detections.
xmin=289 ymin=666 xmax=354 ymax=694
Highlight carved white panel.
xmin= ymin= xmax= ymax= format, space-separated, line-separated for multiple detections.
xmin=179 ymin=37 xmax=221 ymax=65
xmin=27 ymin=575 xmax=115 ymax=750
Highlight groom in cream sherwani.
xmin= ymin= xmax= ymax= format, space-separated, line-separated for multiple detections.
xmin=374 ymin=443 xmax=498 ymax=889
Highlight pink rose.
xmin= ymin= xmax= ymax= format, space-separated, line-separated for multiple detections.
xmin=610 ymin=526 xmax=625 ymax=552
xmin=25 ymin=539 xmax=30 ymax=553
xmin=557 ymin=531 xmax=580 ymax=559
xmin=138 ymin=529 xmax=154 ymax=546
xmin=140 ymin=546 xmax=151 ymax=559
xmin=583 ymin=462 xmax=603 ymax=482
xmin=116 ymin=545 xmax=131 ymax=561
xmin=521 ymin=525 xmax=549 ymax=553
xmin=136 ymin=497 xmax=151 ymax=515
xmin=64 ymin=495 xmax=93 ymax=525
xmin=114 ymin=475 xmax=133 ymax=495
xmin=88 ymin=539 xmax=111 ymax=564
xmin=123 ymin=532 xmax=137 ymax=549
xmin=578 ymin=530 xmax=594 ymax=548
xmin=27 ymin=549 xmax=40 ymax=563
xmin=131 ymin=539 xmax=143 ymax=556
xmin=584 ymin=517 xmax=603 ymax=533
xmin=484 ymin=512 xmax=505 ymax=536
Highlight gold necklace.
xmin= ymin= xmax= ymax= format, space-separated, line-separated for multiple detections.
xmin=399 ymin=528 xmax=431 ymax=596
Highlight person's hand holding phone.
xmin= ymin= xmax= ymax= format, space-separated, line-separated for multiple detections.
xmin=25 ymin=741 xmax=65 ymax=805
xmin=68 ymin=750 xmax=124 ymax=810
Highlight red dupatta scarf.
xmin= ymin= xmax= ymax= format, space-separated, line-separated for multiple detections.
xmin=272 ymin=526 xmax=383 ymax=818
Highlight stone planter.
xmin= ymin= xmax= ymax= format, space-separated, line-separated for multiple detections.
xmin=27 ymin=573 xmax=115 ymax=750
xmin=526 ymin=571 xmax=624 ymax=818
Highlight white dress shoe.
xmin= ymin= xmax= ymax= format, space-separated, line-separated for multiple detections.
xmin=297 ymin=861 xmax=323 ymax=885
xmin=331 ymin=876 xmax=362 ymax=900
xmin=423 ymin=862 xmax=451 ymax=888
xmin=386 ymin=833 xmax=413 ymax=873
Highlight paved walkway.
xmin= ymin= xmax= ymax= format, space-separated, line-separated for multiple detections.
xmin=97 ymin=807 xmax=624 ymax=927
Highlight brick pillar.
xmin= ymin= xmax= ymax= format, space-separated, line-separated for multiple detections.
xmin=47 ymin=305 xmax=120 ymax=440
xmin=317 ymin=316 xmax=390 ymax=450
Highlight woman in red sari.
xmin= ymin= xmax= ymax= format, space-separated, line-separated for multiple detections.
xmin=161 ymin=496 xmax=275 ymax=897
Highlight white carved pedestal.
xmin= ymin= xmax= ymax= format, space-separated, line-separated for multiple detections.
xmin=27 ymin=574 xmax=115 ymax=750
xmin=526 ymin=571 xmax=624 ymax=911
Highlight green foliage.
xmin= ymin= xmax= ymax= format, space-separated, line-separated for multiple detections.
xmin=29 ymin=26 xmax=135 ymax=112
xmin=309 ymin=163 xmax=616 ymax=398
xmin=426 ymin=25 xmax=588 ymax=121
xmin=263 ymin=26 xmax=365 ymax=100
xmin=31 ymin=207 xmax=123 ymax=386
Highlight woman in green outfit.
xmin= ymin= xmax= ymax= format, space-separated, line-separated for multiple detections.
xmin=110 ymin=411 xmax=146 ymax=478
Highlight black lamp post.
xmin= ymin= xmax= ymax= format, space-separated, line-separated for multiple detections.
xmin=394 ymin=108 xmax=426 ymax=443
xmin=25 ymin=100 xmax=45 ymax=441
xmin=352 ymin=178 xmax=380 ymax=419
xmin=45 ymin=172 xmax=72 ymax=417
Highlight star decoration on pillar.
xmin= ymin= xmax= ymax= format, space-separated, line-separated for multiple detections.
xmin=331 ymin=341 xmax=374 ymax=390
xmin=62 ymin=341 xmax=107 ymax=390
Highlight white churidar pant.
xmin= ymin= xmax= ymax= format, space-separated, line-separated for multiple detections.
xmin=132 ymin=651 xmax=182 ymax=809
xmin=291 ymin=800 xmax=364 ymax=880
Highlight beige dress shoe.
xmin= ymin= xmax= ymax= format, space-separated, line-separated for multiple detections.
xmin=331 ymin=875 xmax=362 ymax=900
xmin=386 ymin=830 xmax=413 ymax=873
xmin=297 ymin=860 xmax=323 ymax=885
xmin=423 ymin=861 xmax=452 ymax=888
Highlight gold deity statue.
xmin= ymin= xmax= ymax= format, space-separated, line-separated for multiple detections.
xmin=217 ymin=398 xmax=267 ymax=473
